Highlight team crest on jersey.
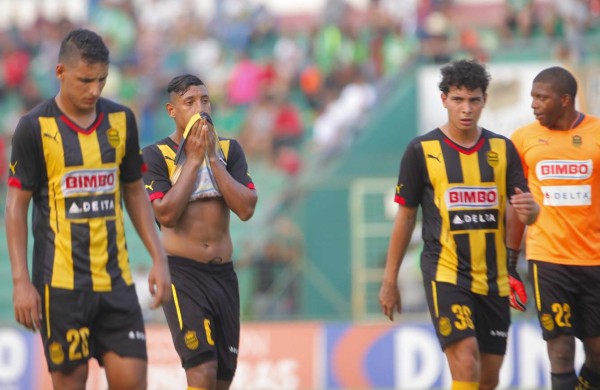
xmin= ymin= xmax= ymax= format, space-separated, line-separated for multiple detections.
xmin=572 ymin=135 xmax=582 ymax=147
xmin=49 ymin=342 xmax=65 ymax=365
xmin=107 ymin=128 xmax=120 ymax=148
xmin=486 ymin=151 xmax=499 ymax=167
xmin=439 ymin=317 xmax=452 ymax=336
xmin=184 ymin=330 xmax=200 ymax=350
xmin=540 ymin=313 xmax=554 ymax=331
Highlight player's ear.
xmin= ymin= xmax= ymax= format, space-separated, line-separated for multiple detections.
xmin=166 ymin=102 xmax=175 ymax=118
xmin=56 ymin=63 xmax=65 ymax=80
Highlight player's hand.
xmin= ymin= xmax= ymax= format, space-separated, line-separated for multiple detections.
xmin=510 ymin=187 xmax=539 ymax=225
xmin=184 ymin=116 xmax=207 ymax=165
xmin=507 ymin=248 xmax=527 ymax=311
xmin=13 ymin=279 xmax=42 ymax=331
xmin=199 ymin=114 xmax=217 ymax=160
xmin=379 ymin=280 xmax=401 ymax=321
xmin=147 ymin=257 xmax=172 ymax=309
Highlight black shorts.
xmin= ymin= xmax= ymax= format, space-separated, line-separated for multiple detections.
xmin=529 ymin=260 xmax=600 ymax=340
xmin=163 ymin=256 xmax=240 ymax=381
xmin=424 ymin=280 xmax=510 ymax=355
xmin=39 ymin=284 xmax=147 ymax=372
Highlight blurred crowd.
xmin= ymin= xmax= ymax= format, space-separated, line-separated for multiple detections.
xmin=1 ymin=0 xmax=599 ymax=319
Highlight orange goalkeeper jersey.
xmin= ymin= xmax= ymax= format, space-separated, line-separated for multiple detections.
xmin=511 ymin=114 xmax=600 ymax=265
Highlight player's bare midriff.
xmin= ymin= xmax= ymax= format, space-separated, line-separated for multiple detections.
xmin=161 ymin=198 xmax=233 ymax=264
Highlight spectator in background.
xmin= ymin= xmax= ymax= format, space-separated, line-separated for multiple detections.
xmin=251 ymin=215 xmax=303 ymax=318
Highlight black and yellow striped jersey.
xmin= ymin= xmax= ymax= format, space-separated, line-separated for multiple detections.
xmin=8 ymin=97 xmax=144 ymax=292
xmin=141 ymin=136 xmax=254 ymax=203
xmin=395 ymin=128 xmax=528 ymax=296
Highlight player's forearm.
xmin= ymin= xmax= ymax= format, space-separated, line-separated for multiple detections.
xmin=5 ymin=189 xmax=32 ymax=284
xmin=209 ymin=160 xmax=257 ymax=221
xmin=383 ymin=206 xmax=417 ymax=283
xmin=153 ymin=160 xmax=201 ymax=226
xmin=506 ymin=204 xmax=526 ymax=250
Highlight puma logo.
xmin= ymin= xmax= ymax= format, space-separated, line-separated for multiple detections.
xmin=9 ymin=161 xmax=17 ymax=175
xmin=43 ymin=131 xmax=59 ymax=142
xmin=427 ymin=153 xmax=441 ymax=162
xmin=164 ymin=156 xmax=175 ymax=162
xmin=538 ymin=138 xmax=550 ymax=145
xmin=145 ymin=181 xmax=154 ymax=191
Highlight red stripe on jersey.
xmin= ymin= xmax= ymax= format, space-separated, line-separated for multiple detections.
xmin=395 ymin=195 xmax=406 ymax=205
xmin=248 ymin=182 xmax=256 ymax=190
xmin=444 ymin=136 xmax=485 ymax=155
xmin=60 ymin=112 xmax=105 ymax=134
xmin=141 ymin=163 xmax=148 ymax=173
xmin=8 ymin=177 xmax=22 ymax=188
xmin=149 ymin=192 xmax=164 ymax=201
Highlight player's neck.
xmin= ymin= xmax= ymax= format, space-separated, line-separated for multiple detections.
xmin=54 ymin=94 xmax=97 ymax=129
xmin=169 ymin=130 xmax=183 ymax=145
xmin=440 ymin=124 xmax=481 ymax=148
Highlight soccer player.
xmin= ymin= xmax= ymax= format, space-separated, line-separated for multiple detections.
xmin=507 ymin=66 xmax=600 ymax=389
xmin=379 ymin=59 xmax=539 ymax=390
xmin=142 ymin=74 xmax=257 ymax=390
xmin=5 ymin=28 xmax=171 ymax=389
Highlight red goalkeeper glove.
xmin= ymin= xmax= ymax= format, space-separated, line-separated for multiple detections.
xmin=507 ymin=248 xmax=527 ymax=311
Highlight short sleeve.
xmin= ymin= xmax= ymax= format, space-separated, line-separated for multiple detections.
xmin=119 ymin=109 xmax=144 ymax=182
xmin=395 ymin=140 xmax=424 ymax=207
xmin=9 ymin=115 xmax=42 ymax=191
xmin=142 ymin=145 xmax=172 ymax=202
xmin=224 ymin=139 xmax=255 ymax=189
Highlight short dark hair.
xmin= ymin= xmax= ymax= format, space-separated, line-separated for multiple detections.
xmin=167 ymin=74 xmax=205 ymax=98
xmin=438 ymin=59 xmax=491 ymax=94
xmin=58 ymin=28 xmax=109 ymax=65
xmin=533 ymin=66 xmax=577 ymax=99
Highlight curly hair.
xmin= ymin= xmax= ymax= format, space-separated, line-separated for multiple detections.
xmin=58 ymin=28 xmax=109 ymax=65
xmin=438 ymin=59 xmax=490 ymax=95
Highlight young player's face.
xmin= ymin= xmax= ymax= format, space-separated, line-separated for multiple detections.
xmin=56 ymin=58 xmax=108 ymax=114
xmin=441 ymin=86 xmax=486 ymax=134
xmin=530 ymin=81 xmax=565 ymax=129
xmin=168 ymin=84 xmax=212 ymax=132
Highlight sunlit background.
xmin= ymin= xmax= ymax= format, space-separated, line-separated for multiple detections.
xmin=0 ymin=0 xmax=599 ymax=388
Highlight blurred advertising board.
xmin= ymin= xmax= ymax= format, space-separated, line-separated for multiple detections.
xmin=0 ymin=320 xmax=583 ymax=389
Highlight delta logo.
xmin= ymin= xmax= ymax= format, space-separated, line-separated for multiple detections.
xmin=445 ymin=186 xmax=498 ymax=209
xmin=536 ymin=160 xmax=592 ymax=180
xmin=62 ymin=168 xmax=117 ymax=196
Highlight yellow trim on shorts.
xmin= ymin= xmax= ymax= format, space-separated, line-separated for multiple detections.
xmin=172 ymin=284 xmax=183 ymax=330
xmin=432 ymin=281 xmax=439 ymax=318
xmin=45 ymin=284 xmax=50 ymax=337
xmin=451 ymin=380 xmax=478 ymax=390
xmin=533 ymin=263 xmax=541 ymax=312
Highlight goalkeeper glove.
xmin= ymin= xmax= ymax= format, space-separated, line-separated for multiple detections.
xmin=508 ymin=248 xmax=528 ymax=311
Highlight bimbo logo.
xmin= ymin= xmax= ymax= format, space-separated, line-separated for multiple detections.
xmin=62 ymin=169 xmax=117 ymax=195
xmin=445 ymin=186 xmax=498 ymax=209
xmin=536 ymin=160 xmax=592 ymax=180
